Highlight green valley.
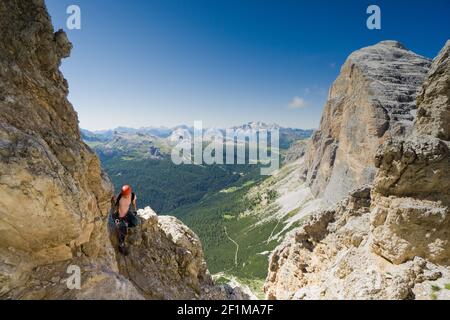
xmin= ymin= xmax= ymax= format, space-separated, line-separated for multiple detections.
xmin=83 ymin=123 xmax=317 ymax=296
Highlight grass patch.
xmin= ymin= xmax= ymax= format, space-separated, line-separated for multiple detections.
xmin=221 ymin=187 xmax=238 ymax=193
xmin=286 ymin=208 xmax=300 ymax=218
xmin=237 ymin=277 xmax=265 ymax=300
xmin=430 ymin=284 xmax=442 ymax=300
xmin=431 ymin=285 xmax=441 ymax=292
xmin=242 ymin=180 xmax=255 ymax=188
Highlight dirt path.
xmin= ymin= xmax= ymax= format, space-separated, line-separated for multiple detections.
xmin=266 ymin=218 xmax=281 ymax=244
xmin=224 ymin=226 xmax=239 ymax=268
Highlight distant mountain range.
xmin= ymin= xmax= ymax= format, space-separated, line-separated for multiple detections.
xmin=82 ymin=122 xmax=313 ymax=139
xmin=81 ymin=122 xmax=314 ymax=160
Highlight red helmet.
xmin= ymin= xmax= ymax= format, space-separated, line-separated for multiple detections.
xmin=121 ymin=185 xmax=132 ymax=196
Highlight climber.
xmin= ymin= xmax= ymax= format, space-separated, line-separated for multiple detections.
xmin=109 ymin=185 xmax=140 ymax=256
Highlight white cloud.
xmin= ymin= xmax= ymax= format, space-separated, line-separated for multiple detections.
xmin=288 ymin=96 xmax=307 ymax=109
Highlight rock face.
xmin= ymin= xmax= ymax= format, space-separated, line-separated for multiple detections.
xmin=116 ymin=208 xmax=248 ymax=300
xmin=265 ymin=187 xmax=450 ymax=300
xmin=265 ymin=41 xmax=450 ymax=300
xmin=303 ymin=41 xmax=431 ymax=205
xmin=415 ymin=40 xmax=450 ymax=140
xmin=371 ymin=40 xmax=450 ymax=267
xmin=0 ymin=0 xmax=122 ymax=298
xmin=0 ymin=0 xmax=243 ymax=300
xmin=283 ymin=140 xmax=308 ymax=164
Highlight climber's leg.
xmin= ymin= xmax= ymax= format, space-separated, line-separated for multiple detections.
xmin=117 ymin=221 xmax=129 ymax=256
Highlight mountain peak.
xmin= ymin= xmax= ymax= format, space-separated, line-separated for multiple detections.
xmin=303 ymin=41 xmax=431 ymax=205
xmin=348 ymin=40 xmax=430 ymax=66
xmin=377 ymin=40 xmax=408 ymax=50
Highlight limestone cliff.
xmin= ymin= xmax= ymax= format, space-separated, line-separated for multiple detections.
xmin=371 ymin=40 xmax=450 ymax=267
xmin=0 ymin=0 xmax=122 ymax=298
xmin=0 ymin=0 xmax=243 ymax=300
xmin=265 ymin=41 xmax=450 ymax=300
xmin=303 ymin=41 xmax=431 ymax=205
xmin=415 ymin=40 xmax=450 ymax=140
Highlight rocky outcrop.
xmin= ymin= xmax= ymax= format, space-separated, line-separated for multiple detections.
xmin=370 ymin=40 xmax=450 ymax=267
xmin=303 ymin=41 xmax=431 ymax=205
xmin=415 ymin=40 xmax=450 ymax=140
xmin=265 ymin=186 xmax=450 ymax=300
xmin=265 ymin=41 xmax=450 ymax=300
xmin=0 ymin=0 xmax=243 ymax=300
xmin=371 ymin=136 xmax=450 ymax=266
xmin=114 ymin=208 xmax=248 ymax=300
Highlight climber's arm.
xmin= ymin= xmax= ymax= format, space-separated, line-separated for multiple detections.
xmin=131 ymin=193 xmax=137 ymax=211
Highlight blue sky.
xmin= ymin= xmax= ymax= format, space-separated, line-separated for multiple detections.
xmin=45 ymin=0 xmax=450 ymax=131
